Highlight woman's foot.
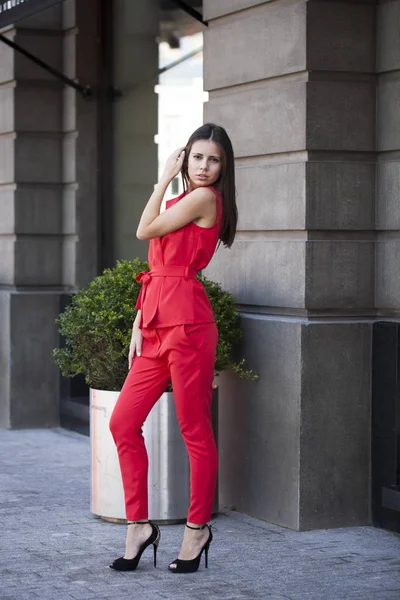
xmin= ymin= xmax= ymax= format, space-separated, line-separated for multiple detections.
xmin=110 ymin=520 xmax=160 ymax=571
xmin=124 ymin=521 xmax=153 ymax=559
xmin=168 ymin=523 xmax=212 ymax=573
xmin=168 ymin=522 xmax=210 ymax=570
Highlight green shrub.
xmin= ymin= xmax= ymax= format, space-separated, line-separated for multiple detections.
xmin=53 ymin=258 xmax=257 ymax=391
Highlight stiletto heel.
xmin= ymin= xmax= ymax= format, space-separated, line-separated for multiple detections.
xmin=109 ymin=521 xmax=160 ymax=571
xmin=204 ymin=543 xmax=209 ymax=568
xmin=168 ymin=523 xmax=213 ymax=574
xmin=153 ymin=536 xmax=159 ymax=567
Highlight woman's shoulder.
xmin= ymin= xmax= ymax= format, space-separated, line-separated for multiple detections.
xmin=205 ymin=186 xmax=222 ymax=216
xmin=192 ymin=186 xmax=222 ymax=229
xmin=190 ymin=186 xmax=221 ymax=206
xmin=207 ymin=185 xmax=222 ymax=202
xmin=166 ymin=186 xmax=221 ymax=212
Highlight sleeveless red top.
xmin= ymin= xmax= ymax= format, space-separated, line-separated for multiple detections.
xmin=135 ymin=186 xmax=222 ymax=328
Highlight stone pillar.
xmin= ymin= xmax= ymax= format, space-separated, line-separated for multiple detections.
xmin=0 ymin=1 xmax=99 ymax=428
xmin=62 ymin=0 xmax=99 ymax=288
xmin=204 ymin=0 xmax=375 ymax=529
xmin=0 ymin=5 xmax=64 ymax=428
xmin=376 ymin=0 xmax=400 ymax=317
xmin=112 ymin=0 xmax=158 ymax=262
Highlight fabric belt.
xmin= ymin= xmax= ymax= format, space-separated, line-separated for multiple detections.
xmin=136 ymin=266 xmax=198 ymax=285
xmin=135 ymin=266 xmax=198 ymax=327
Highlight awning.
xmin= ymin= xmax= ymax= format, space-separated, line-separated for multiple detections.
xmin=0 ymin=0 xmax=63 ymax=29
xmin=0 ymin=0 xmax=91 ymax=98
xmin=0 ymin=1 xmax=207 ymax=32
xmin=0 ymin=0 xmax=205 ymax=98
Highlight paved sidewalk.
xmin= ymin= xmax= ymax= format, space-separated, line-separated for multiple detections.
xmin=0 ymin=429 xmax=399 ymax=600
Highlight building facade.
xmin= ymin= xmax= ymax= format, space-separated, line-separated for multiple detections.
xmin=0 ymin=0 xmax=399 ymax=531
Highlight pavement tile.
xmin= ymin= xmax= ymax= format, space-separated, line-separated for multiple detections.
xmin=1 ymin=428 xmax=400 ymax=600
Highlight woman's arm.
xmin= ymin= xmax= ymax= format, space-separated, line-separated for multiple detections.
xmin=133 ymin=309 xmax=141 ymax=330
xmin=136 ymin=148 xmax=216 ymax=241
xmin=136 ymin=147 xmax=184 ymax=240
xmin=128 ymin=310 xmax=142 ymax=369
xmin=136 ymin=186 xmax=216 ymax=240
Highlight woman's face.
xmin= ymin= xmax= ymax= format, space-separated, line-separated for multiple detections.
xmin=187 ymin=140 xmax=222 ymax=190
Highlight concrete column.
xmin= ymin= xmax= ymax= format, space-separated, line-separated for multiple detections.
xmin=376 ymin=0 xmax=400 ymax=317
xmin=0 ymin=1 xmax=99 ymax=428
xmin=62 ymin=0 xmax=99 ymax=287
xmin=0 ymin=5 xmax=63 ymax=428
xmin=204 ymin=0 xmax=375 ymax=529
xmin=112 ymin=0 xmax=158 ymax=262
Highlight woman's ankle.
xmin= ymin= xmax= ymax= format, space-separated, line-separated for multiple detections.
xmin=127 ymin=519 xmax=149 ymax=525
xmin=186 ymin=521 xmax=207 ymax=530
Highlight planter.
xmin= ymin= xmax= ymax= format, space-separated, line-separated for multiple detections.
xmin=90 ymin=388 xmax=218 ymax=523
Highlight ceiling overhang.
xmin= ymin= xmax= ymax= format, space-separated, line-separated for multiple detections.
xmin=0 ymin=0 xmax=63 ymax=29
xmin=167 ymin=0 xmax=206 ymax=26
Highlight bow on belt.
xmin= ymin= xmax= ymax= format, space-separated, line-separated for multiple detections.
xmin=135 ymin=265 xmax=198 ymax=326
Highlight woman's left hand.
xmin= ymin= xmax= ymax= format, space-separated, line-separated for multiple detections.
xmin=161 ymin=147 xmax=186 ymax=183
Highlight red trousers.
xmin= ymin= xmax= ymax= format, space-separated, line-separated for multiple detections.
xmin=109 ymin=323 xmax=218 ymax=524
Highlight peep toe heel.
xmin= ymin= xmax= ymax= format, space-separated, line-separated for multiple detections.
xmin=109 ymin=520 xmax=160 ymax=571
xmin=168 ymin=523 xmax=213 ymax=574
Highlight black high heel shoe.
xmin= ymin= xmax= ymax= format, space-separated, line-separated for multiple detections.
xmin=168 ymin=523 xmax=213 ymax=574
xmin=109 ymin=520 xmax=160 ymax=571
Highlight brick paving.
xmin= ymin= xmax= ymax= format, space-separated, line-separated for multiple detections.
xmin=0 ymin=428 xmax=399 ymax=600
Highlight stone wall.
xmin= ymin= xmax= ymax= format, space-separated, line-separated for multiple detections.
xmin=203 ymin=0 xmax=376 ymax=529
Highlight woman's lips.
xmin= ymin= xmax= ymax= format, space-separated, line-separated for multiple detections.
xmin=196 ymin=175 xmax=208 ymax=180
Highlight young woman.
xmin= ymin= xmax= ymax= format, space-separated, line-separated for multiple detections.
xmin=109 ymin=123 xmax=237 ymax=574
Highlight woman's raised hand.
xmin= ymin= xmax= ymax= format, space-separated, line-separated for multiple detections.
xmin=128 ymin=327 xmax=143 ymax=369
xmin=161 ymin=147 xmax=185 ymax=183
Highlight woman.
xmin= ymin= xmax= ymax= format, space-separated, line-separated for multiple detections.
xmin=109 ymin=123 xmax=237 ymax=574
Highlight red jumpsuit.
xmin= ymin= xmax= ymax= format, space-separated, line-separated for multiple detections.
xmin=109 ymin=187 xmax=222 ymax=524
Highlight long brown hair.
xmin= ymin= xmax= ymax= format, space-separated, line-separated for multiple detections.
xmin=181 ymin=123 xmax=237 ymax=248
